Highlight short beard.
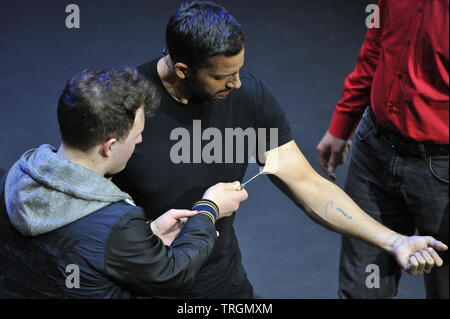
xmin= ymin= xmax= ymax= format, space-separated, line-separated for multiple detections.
xmin=185 ymin=74 xmax=223 ymax=104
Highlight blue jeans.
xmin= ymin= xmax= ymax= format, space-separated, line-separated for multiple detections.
xmin=339 ymin=108 xmax=449 ymax=299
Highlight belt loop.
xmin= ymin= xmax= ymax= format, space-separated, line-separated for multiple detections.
xmin=367 ymin=107 xmax=380 ymax=137
xmin=417 ymin=144 xmax=427 ymax=159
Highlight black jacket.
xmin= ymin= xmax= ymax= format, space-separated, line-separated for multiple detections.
xmin=0 ymin=172 xmax=217 ymax=298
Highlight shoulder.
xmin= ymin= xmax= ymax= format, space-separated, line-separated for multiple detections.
xmin=63 ymin=202 xmax=146 ymax=238
xmin=136 ymin=59 xmax=159 ymax=79
xmin=239 ymin=70 xmax=264 ymax=94
xmin=107 ymin=204 xmax=150 ymax=239
xmin=235 ymin=70 xmax=275 ymax=103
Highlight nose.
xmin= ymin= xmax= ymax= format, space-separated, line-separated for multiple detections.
xmin=226 ymin=73 xmax=241 ymax=90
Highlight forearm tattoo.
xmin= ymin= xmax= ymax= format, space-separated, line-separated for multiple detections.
xmin=324 ymin=200 xmax=353 ymax=220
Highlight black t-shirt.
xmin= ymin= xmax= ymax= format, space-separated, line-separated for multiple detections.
xmin=114 ymin=59 xmax=292 ymax=297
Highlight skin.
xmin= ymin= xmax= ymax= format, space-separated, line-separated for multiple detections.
xmin=157 ymin=48 xmax=245 ymax=104
xmin=263 ymin=141 xmax=447 ymax=274
xmin=159 ymin=49 xmax=447 ymax=274
xmin=316 ymin=131 xmax=352 ymax=181
xmin=57 ymin=107 xmax=146 ymax=177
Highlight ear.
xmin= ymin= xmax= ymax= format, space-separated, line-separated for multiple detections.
xmin=173 ymin=62 xmax=189 ymax=79
xmin=100 ymin=138 xmax=117 ymax=158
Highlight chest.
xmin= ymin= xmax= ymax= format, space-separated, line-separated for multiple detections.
xmin=122 ymin=94 xmax=260 ymax=214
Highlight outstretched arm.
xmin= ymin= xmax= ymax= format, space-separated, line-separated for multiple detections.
xmin=264 ymin=140 xmax=447 ymax=275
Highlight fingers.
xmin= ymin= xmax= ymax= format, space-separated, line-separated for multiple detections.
xmin=222 ymin=181 xmax=240 ymax=190
xmin=413 ymin=251 xmax=426 ymax=274
xmin=419 ymin=249 xmax=435 ymax=273
xmin=327 ymin=153 xmax=338 ymax=181
xmin=223 ymin=181 xmax=245 ymax=192
xmin=407 ymin=255 xmax=419 ymax=274
xmin=406 ymin=248 xmax=443 ymax=274
xmin=426 ymin=247 xmax=444 ymax=267
xmin=167 ymin=209 xmax=198 ymax=219
xmin=233 ymin=181 xmax=242 ymax=191
xmin=399 ymin=235 xmax=447 ymax=275
xmin=237 ymin=187 xmax=248 ymax=201
xmin=317 ymin=148 xmax=330 ymax=176
xmin=227 ymin=181 xmax=249 ymax=200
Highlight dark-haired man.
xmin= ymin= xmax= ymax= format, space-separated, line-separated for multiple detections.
xmin=114 ymin=1 xmax=447 ymax=299
xmin=0 ymin=68 xmax=248 ymax=298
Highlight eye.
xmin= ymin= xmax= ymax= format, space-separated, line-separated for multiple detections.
xmin=213 ymin=75 xmax=227 ymax=81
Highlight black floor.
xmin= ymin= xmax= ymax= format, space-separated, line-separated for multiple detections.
xmin=0 ymin=0 xmax=424 ymax=298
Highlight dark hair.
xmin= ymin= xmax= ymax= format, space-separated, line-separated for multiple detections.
xmin=57 ymin=68 xmax=159 ymax=152
xmin=166 ymin=1 xmax=245 ymax=70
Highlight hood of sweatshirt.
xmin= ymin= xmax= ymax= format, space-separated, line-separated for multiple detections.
xmin=4 ymin=144 xmax=134 ymax=236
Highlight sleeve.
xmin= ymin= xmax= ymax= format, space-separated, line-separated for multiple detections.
xmin=254 ymin=77 xmax=293 ymax=154
xmin=328 ymin=0 xmax=385 ymax=140
xmin=104 ymin=209 xmax=217 ymax=296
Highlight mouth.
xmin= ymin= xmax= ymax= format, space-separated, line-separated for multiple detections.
xmin=216 ymin=90 xmax=232 ymax=96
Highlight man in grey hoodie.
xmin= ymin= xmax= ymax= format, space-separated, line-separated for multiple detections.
xmin=0 ymin=68 xmax=248 ymax=298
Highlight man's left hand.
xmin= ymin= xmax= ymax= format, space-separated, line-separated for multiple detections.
xmin=391 ymin=235 xmax=448 ymax=275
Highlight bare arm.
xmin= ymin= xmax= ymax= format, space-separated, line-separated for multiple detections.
xmin=264 ymin=140 xmax=447 ymax=274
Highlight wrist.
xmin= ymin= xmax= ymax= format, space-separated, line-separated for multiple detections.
xmin=384 ymin=233 xmax=406 ymax=254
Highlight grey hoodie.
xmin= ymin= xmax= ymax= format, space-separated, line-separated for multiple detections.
xmin=4 ymin=144 xmax=134 ymax=237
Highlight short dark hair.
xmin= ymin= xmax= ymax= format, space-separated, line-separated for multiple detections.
xmin=166 ymin=1 xmax=245 ymax=70
xmin=57 ymin=68 xmax=159 ymax=152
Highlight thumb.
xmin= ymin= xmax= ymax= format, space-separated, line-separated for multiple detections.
xmin=426 ymin=237 xmax=448 ymax=251
xmin=317 ymin=148 xmax=330 ymax=175
xmin=169 ymin=209 xmax=198 ymax=219
xmin=327 ymin=153 xmax=338 ymax=180
xmin=227 ymin=181 xmax=241 ymax=190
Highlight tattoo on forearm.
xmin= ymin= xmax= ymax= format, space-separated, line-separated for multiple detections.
xmin=324 ymin=200 xmax=353 ymax=220
xmin=324 ymin=200 xmax=334 ymax=212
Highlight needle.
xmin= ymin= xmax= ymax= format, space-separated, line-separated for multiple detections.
xmin=239 ymin=170 xmax=266 ymax=189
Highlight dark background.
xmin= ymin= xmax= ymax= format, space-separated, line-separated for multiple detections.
xmin=0 ymin=0 xmax=423 ymax=298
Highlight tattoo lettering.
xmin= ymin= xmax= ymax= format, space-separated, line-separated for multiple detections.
xmin=324 ymin=200 xmax=335 ymax=212
xmin=324 ymin=200 xmax=353 ymax=220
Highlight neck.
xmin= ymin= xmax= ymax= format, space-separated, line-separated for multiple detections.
xmin=57 ymin=143 xmax=106 ymax=177
xmin=157 ymin=56 xmax=190 ymax=104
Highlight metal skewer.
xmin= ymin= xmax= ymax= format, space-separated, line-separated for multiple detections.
xmin=239 ymin=170 xmax=266 ymax=189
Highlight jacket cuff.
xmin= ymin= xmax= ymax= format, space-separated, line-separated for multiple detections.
xmin=192 ymin=200 xmax=219 ymax=225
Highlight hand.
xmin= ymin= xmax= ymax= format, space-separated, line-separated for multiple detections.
xmin=150 ymin=209 xmax=198 ymax=245
xmin=390 ymin=235 xmax=448 ymax=275
xmin=203 ymin=182 xmax=248 ymax=218
xmin=316 ymin=131 xmax=352 ymax=181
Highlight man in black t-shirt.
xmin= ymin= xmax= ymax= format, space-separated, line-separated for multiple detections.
xmin=115 ymin=1 xmax=448 ymax=298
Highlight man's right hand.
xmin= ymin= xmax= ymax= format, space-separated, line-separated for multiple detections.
xmin=316 ymin=131 xmax=352 ymax=181
xmin=203 ymin=182 xmax=248 ymax=218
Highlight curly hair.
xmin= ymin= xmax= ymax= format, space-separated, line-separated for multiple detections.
xmin=57 ymin=68 xmax=159 ymax=151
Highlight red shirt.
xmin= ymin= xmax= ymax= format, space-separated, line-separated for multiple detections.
xmin=329 ymin=0 xmax=449 ymax=144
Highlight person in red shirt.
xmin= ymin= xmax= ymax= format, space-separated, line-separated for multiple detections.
xmin=317 ymin=0 xmax=449 ymax=298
